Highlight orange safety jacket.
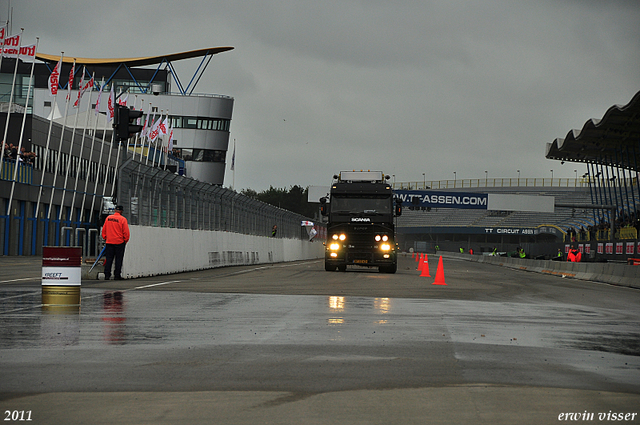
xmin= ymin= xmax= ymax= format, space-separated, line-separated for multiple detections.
xmin=567 ymin=249 xmax=581 ymax=262
xmin=102 ymin=212 xmax=130 ymax=245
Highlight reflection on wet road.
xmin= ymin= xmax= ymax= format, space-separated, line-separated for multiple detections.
xmin=1 ymin=285 xmax=639 ymax=395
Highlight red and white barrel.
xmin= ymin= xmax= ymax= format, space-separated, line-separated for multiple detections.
xmin=42 ymin=247 xmax=82 ymax=309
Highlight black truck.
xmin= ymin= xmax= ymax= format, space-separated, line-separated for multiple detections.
xmin=320 ymin=171 xmax=402 ymax=273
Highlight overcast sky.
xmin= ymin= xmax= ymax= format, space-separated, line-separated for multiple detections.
xmin=7 ymin=0 xmax=640 ymax=191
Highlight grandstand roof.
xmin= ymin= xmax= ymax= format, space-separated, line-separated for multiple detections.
xmin=36 ymin=47 xmax=234 ymax=67
xmin=545 ymin=90 xmax=640 ymax=171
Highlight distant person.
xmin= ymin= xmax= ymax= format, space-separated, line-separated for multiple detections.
xmin=469 ymin=248 xmax=474 ymax=255
xmin=102 ymin=205 xmax=130 ymax=280
xmin=459 ymin=247 xmax=464 ymax=254
xmin=434 ymin=245 xmax=439 ymax=254
xmin=567 ymin=245 xmax=581 ymax=262
xmin=556 ymin=249 xmax=564 ymax=261
xmin=271 ymin=225 xmax=277 ymax=237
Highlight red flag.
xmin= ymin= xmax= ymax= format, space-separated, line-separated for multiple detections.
xmin=74 ymin=74 xmax=94 ymax=108
xmin=66 ymin=62 xmax=75 ymax=101
xmin=107 ymin=85 xmax=115 ymax=123
xmin=94 ymin=83 xmax=103 ymax=116
xmin=18 ymin=44 xmax=37 ymax=59
xmin=73 ymin=71 xmax=85 ymax=108
xmin=117 ymin=93 xmax=128 ymax=107
xmin=159 ymin=117 xmax=168 ymax=135
xmin=1 ymin=32 xmax=20 ymax=57
xmin=48 ymin=57 xmax=62 ymax=97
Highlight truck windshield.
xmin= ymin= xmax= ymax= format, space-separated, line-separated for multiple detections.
xmin=331 ymin=196 xmax=391 ymax=215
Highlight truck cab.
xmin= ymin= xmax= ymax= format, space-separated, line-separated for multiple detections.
xmin=320 ymin=171 xmax=401 ymax=273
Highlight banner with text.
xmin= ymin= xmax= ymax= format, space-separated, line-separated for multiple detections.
xmin=394 ymin=190 xmax=489 ymax=210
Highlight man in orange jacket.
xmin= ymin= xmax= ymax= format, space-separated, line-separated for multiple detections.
xmin=567 ymin=245 xmax=582 ymax=262
xmin=102 ymin=205 xmax=130 ymax=280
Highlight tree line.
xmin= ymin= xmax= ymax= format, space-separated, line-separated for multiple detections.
xmin=241 ymin=185 xmax=317 ymax=218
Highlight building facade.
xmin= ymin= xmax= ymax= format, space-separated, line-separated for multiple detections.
xmin=0 ymin=48 xmax=235 ymax=255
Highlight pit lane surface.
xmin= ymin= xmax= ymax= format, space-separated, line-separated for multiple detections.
xmin=0 ymin=254 xmax=638 ymax=424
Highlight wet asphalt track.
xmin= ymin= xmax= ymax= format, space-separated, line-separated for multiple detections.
xmin=0 ymin=254 xmax=639 ymax=424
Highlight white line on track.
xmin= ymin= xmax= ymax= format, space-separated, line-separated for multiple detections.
xmin=0 ymin=277 xmax=40 ymax=284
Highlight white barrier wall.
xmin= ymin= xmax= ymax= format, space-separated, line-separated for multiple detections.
xmin=121 ymin=225 xmax=324 ymax=278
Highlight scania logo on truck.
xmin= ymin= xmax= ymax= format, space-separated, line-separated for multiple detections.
xmin=351 ymin=217 xmax=371 ymax=222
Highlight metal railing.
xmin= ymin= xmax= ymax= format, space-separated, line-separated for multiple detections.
xmin=118 ymin=158 xmax=315 ymax=240
xmin=394 ymin=177 xmax=591 ymax=190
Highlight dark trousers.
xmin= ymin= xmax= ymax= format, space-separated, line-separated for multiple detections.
xmin=104 ymin=243 xmax=126 ymax=279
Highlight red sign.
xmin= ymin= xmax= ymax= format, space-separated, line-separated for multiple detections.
xmin=42 ymin=247 xmax=82 ymax=267
xmin=626 ymin=242 xmax=636 ymax=255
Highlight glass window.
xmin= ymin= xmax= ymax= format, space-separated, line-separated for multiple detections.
xmin=331 ymin=196 xmax=392 ymax=215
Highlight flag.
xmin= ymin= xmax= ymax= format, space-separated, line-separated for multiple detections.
xmin=18 ymin=44 xmax=37 ymax=59
xmin=167 ymin=126 xmax=174 ymax=152
xmin=107 ymin=85 xmax=115 ymax=123
xmin=118 ymin=93 xmax=128 ymax=107
xmin=1 ymin=32 xmax=20 ymax=57
xmin=230 ymin=141 xmax=235 ymax=171
xmin=48 ymin=57 xmax=62 ymax=96
xmin=3 ymin=42 xmax=35 ymax=59
xmin=65 ymin=62 xmax=75 ymax=101
xmin=74 ymin=73 xmax=94 ymax=108
xmin=141 ymin=107 xmax=150 ymax=137
xmin=73 ymin=70 xmax=84 ymax=108
xmin=159 ymin=116 xmax=169 ymax=135
xmin=0 ymin=25 xmax=6 ymax=44
xmin=145 ymin=112 xmax=156 ymax=138
xmin=94 ymin=82 xmax=103 ymax=116
xmin=148 ymin=114 xmax=163 ymax=142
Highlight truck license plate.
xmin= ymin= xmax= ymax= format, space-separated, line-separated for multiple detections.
xmin=354 ymin=259 xmax=368 ymax=264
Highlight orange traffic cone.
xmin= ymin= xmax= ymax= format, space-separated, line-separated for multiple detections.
xmin=415 ymin=252 xmax=421 ymax=262
xmin=420 ymin=257 xmax=431 ymax=277
xmin=433 ymin=256 xmax=446 ymax=285
xmin=417 ymin=254 xmax=424 ymax=271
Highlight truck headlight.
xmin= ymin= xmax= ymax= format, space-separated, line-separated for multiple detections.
xmin=330 ymin=243 xmax=341 ymax=251
xmin=380 ymin=243 xmax=391 ymax=251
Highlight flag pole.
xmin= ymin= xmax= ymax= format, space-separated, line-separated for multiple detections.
xmin=162 ymin=111 xmax=170 ymax=170
xmin=79 ymin=73 xmax=98 ymax=224
xmin=0 ymin=28 xmax=23 ymax=178
xmin=47 ymin=58 xmax=75 ymax=220
xmin=69 ymin=68 xmax=94 ymax=223
xmin=57 ymin=61 xmax=81 ymax=222
xmin=34 ymin=52 xmax=63 ymax=221
xmin=144 ymin=109 xmax=155 ymax=166
xmin=7 ymin=36 xmax=38 ymax=216
xmin=131 ymin=94 xmax=141 ymax=158
xmin=88 ymin=78 xmax=108 ymax=224
xmin=111 ymin=139 xmax=122 ymax=198
xmin=97 ymin=83 xmax=116 ymax=214
xmin=138 ymin=102 xmax=150 ymax=162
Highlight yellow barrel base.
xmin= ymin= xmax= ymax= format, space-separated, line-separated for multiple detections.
xmin=42 ymin=286 xmax=81 ymax=308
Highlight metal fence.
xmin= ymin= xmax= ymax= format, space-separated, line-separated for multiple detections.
xmin=118 ymin=157 xmax=315 ymax=240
